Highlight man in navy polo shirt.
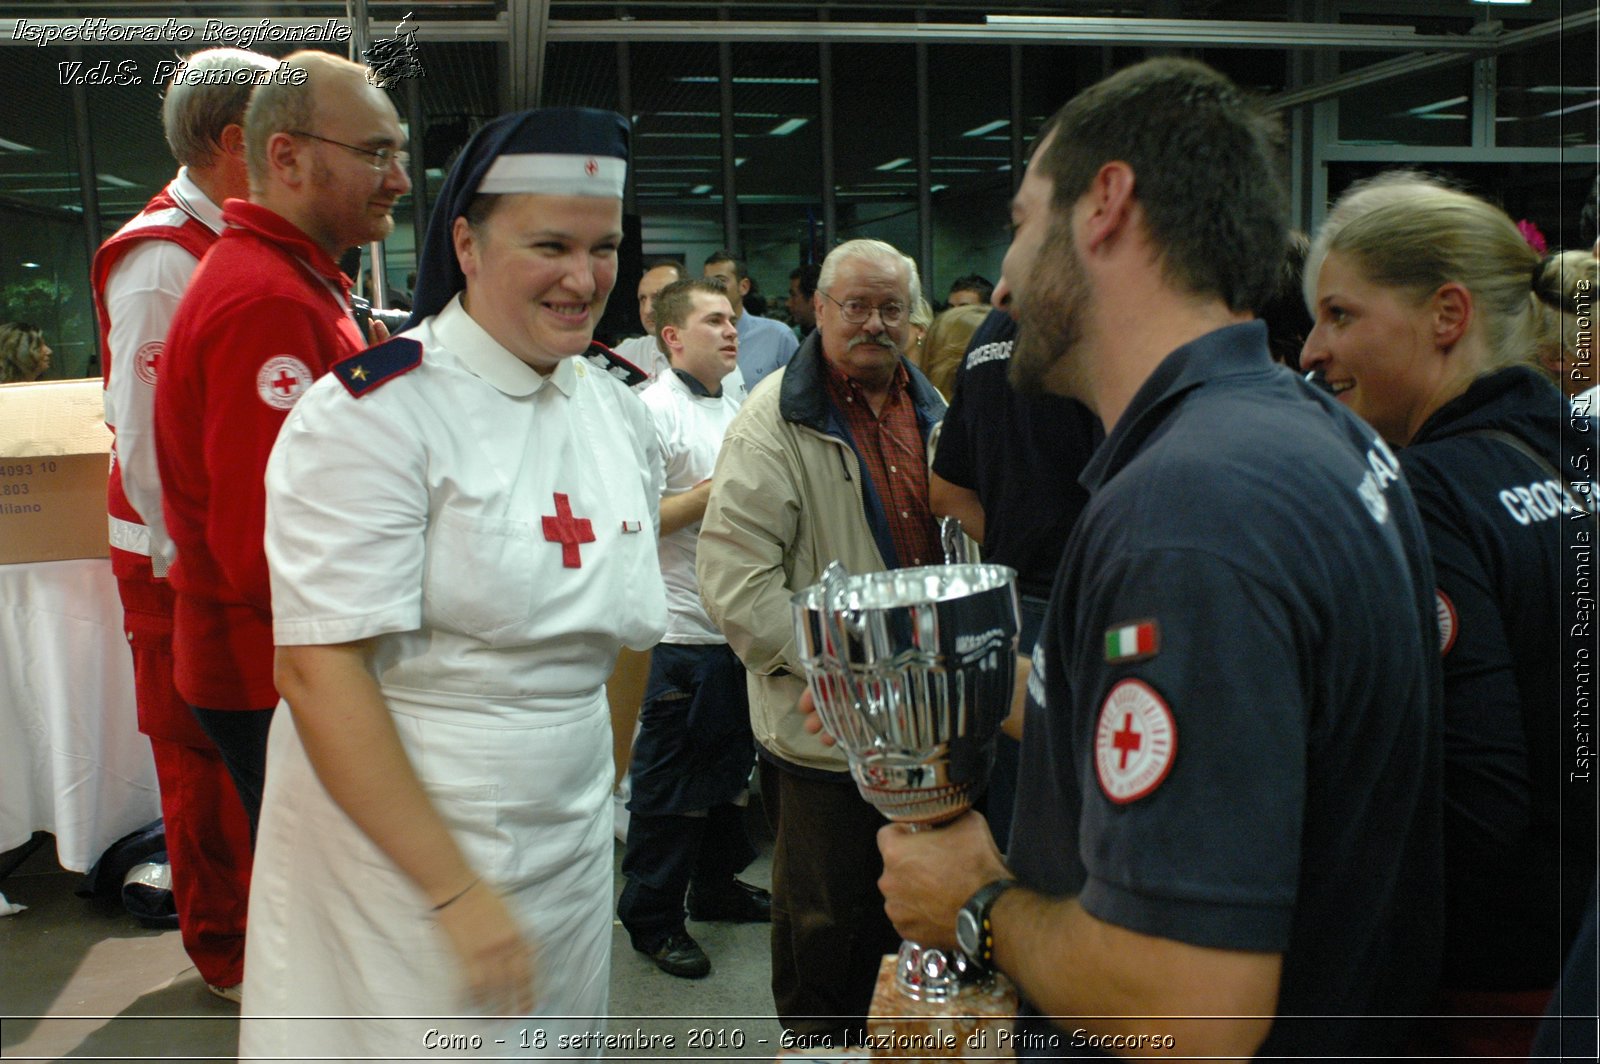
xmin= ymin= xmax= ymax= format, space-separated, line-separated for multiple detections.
xmin=872 ymin=58 xmax=1443 ymax=1058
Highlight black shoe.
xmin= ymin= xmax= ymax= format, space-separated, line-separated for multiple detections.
xmin=687 ymin=878 xmax=772 ymax=923
xmin=638 ymin=930 xmax=711 ymax=979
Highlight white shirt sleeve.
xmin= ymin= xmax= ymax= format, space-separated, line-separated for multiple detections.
xmin=266 ymin=380 xmax=429 ymax=646
xmin=103 ymin=238 xmax=202 ymax=573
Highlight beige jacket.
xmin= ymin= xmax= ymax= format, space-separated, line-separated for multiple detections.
xmin=696 ymin=332 xmax=946 ymax=771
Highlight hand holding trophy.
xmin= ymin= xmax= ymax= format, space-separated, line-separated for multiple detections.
xmin=791 ymin=519 xmax=1019 ymax=1001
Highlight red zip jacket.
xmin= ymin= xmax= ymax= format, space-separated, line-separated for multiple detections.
xmin=154 ymin=199 xmax=365 ymax=709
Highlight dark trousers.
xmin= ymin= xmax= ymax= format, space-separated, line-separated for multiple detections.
xmin=619 ymin=643 xmax=758 ymax=947
xmin=617 ymin=803 xmax=756 ymax=947
xmin=761 ymin=758 xmax=900 ymax=1044
xmin=190 ymin=705 xmax=275 ymax=842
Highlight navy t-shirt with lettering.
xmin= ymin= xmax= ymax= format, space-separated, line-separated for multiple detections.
xmin=932 ymin=310 xmax=1100 ymax=601
xmin=1009 ymin=322 xmax=1443 ymax=1056
xmin=1400 ymin=364 xmax=1596 ymax=991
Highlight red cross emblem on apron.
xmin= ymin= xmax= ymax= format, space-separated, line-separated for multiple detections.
xmin=542 ymin=492 xmax=595 ymax=568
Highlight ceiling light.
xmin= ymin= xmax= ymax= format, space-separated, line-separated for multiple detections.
xmin=676 ymin=76 xmax=819 ymax=85
xmin=21 ymin=261 xmax=40 ymax=268
xmin=875 ymin=158 xmax=911 ymax=171
xmin=0 ymin=137 xmax=39 ymax=153
xmin=769 ymin=118 xmax=808 ymax=136
xmin=962 ymin=120 xmax=1008 ymax=137
xmin=1540 ymin=99 xmax=1600 ymax=118
xmin=1470 ymin=1 xmax=1532 ymax=6
xmin=691 ymin=185 xmax=713 ymax=194
xmin=1404 ymin=96 xmax=1469 ymax=116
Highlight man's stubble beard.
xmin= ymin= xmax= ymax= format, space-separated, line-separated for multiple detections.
xmin=1009 ymin=221 xmax=1093 ymax=404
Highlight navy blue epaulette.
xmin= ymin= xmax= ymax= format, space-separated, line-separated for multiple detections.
xmin=583 ymin=340 xmax=648 ymax=388
xmin=333 ymin=337 xmax=423 ymax=397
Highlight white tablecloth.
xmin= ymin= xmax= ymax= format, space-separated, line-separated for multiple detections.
xmin=0 ymin=558 xmax=159 ymax=872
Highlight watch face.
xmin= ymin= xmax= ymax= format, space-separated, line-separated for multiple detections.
xmin=956 ymin=907 xmax=980 ymax=956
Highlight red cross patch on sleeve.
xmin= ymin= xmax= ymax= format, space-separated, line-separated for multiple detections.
xmin=256 ymin=356 xmax=313 ymax=410
xmin=1094 ymin=679 xmax=1177 ymax=804
xmin=1435 ymin=589 xmax=1458 ymax=657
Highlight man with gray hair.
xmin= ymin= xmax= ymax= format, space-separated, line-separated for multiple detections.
xmin=697 ymin=238 xmax=946 ymax=1043
xmin=90 ymin=46 xmax=276 ymax=1003
xmin=154 ymin=50 xmax=409 ymax=869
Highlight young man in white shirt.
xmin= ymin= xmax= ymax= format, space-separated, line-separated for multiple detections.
xmin=620 ymin=278 xmax=770 ymax=978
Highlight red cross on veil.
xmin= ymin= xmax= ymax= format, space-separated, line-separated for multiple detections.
xmin=542 ymin=492 xmax=595 ymax=568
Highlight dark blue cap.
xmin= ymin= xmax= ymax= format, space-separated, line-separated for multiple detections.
xmin=405 ymin=108 xmax=630 ymax=328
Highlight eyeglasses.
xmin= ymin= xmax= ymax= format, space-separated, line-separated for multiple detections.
xmin=820 ymin=291 xmax=907 ymax=327
xmin=289 ymin=130 xmax=409 ymax=172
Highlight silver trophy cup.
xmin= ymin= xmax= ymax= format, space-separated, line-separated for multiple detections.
xmin=791 ymin=557 xmax=1019 ymax=1001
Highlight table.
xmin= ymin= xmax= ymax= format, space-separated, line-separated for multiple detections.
xmin=0 ymin=558 xmax=159 ymax=872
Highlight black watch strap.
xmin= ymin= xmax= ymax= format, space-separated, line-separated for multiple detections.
xmin=960 ymin=877 xmax=1018 ymax=970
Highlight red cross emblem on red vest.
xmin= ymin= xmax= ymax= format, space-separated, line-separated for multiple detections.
xmin=542 ymin=492 xmax=595 ymax=568
xmin=271 ymin=368 xmax=300 ymax=395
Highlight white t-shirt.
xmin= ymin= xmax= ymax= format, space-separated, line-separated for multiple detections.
xmin=611 ymin=334 xmax=671 ymax=389
xmin=639 ymin=368 xmax=743 ymax=644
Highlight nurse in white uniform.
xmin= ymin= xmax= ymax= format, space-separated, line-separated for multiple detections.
xmin=241 ymin=108 xmax=667 ymax=1061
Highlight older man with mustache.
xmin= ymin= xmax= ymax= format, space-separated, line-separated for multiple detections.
xmin=697 ymin=238 xmax=946 ymax=1046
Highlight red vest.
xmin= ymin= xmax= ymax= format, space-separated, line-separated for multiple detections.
xmin=91 ymin=185 xmax=217 ymax=580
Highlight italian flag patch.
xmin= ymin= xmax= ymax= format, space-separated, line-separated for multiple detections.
xmin=1104 ymin=620 xmax=1159 ymax=663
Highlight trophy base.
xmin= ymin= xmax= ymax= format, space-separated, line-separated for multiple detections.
xmin=866 ymin=953 xmax=1019 ymax=1060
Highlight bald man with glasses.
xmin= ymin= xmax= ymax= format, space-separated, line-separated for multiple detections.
xmin=696 ymin=238 xmax=946 ymax=1046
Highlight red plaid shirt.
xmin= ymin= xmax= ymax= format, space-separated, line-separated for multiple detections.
xmin=823 ymin=358 xmax=941 ymax=568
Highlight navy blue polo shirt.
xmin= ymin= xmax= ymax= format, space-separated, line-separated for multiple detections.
xmin=931 ymin=310 xmax=1101 ymax=602
xmin=1008 ymin=321 xmax=1443 ymax=1057
xmin=1401 ymin=365 xmax=1597 ymax=991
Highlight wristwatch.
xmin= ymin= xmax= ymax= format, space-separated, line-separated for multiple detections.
xmin=955 ymin=878 xmax=1018 ymax=971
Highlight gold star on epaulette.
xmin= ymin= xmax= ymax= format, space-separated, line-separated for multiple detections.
xmin=350 ymin=365 xmax=368 ymax=381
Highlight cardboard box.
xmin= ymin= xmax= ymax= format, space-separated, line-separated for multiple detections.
xmin=0 ymin=379 xmax=112 ymax=565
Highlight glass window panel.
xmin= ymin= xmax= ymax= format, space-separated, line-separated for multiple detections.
xmin=2 ymin=48 xmax=88 ymax=218
xmin=543 ymin=41 xmax=620 ymax=113
xmin=1198 ymin=48 xmax=1289 ymax=98
xmin=625 ymin=41 xmax=726 ymax=311
xmin=928 ymin=44 xmax=1014 ymax=305
xmin=1494 ymin=31 xmax=1599 ymax=149
xmin=730 ymin=40 xmax=823 ymax=310
xmin=832 ymin=41 xmax=917 ymax=256
xmin=1336 ymin=11 xmax=1476 ymax=147
xmin=2 ymin=47 xmax=93 ymax=378
xmin=1018 ymin=46 xmax=1099 ymax=148
xmin=381 ymin=41 xmax=503 ymax=307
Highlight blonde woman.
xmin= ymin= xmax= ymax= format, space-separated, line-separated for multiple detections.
xmin=1302 ymin=171 xmax=1594 ymax=1056
xmin=1532 ymin=249 xmax=1598 ymax=402
xmin=0 ymin=322 xmax=51 ymax=383
xmin=920 ymin=303 xmax=988 ymax=401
